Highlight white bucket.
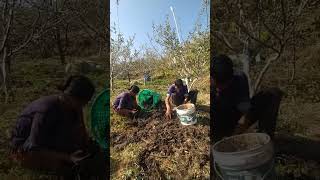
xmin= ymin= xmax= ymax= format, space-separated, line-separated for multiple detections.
xmin=176 ymin=103 xmax=197 ymax=125
xmin=213 ymin=133 xmax=275 ymax=180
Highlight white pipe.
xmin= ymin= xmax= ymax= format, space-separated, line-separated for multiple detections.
xmin=170 ymin=6 xmax=181 ymax=44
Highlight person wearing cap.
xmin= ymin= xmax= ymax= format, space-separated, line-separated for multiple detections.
xmin=211 ymin=54 xmax=283 ymax=142
xmin=165 ymin=79 xmax=198 ymax=119
xmin=9 ymin=75 xmax=108 ymax=179
xmin=113 ymin=85 xmax=140 ymax=118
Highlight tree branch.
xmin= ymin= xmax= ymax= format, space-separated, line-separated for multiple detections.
xmin=213 ymin=30 xmax=236 ymax=52
xmin=2 ymin=0 xmax=9 ymax=30
xmin=280 ymin=0 xmax=287 ymax=41
xmin=9 ymin=12 xmax=67 ymax=56
xmin=254 ymin=53 xmax=281 ymax=92
xmin=259 ymin=12 xmax=283 ymax=45
xmin=235 ymin=21 xmax=280 ymax=53
xmin=0 ymin=5 xmax=13 ymax=52
xmin=73 ymin=11 xmax=107 ymax=41
xmin=147 ymin=33 xmax=165 ymax=60
xmin=9 ymin=10 xmax=41 ymax=55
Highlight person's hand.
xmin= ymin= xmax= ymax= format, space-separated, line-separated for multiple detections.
xmin=238 ymin=115 xmax=247 ymax=125
xmin=233 ymin=116 xmax=250 ymax=135
xmin=69 ymin=150 xmax=90 ymax=165
xmin=166 ymin=109 xmax=172 ymax=119
xmin=233 ymin=124 xmax=248 ymax=135
xmin=131 ymin=109 xmax=139 ymax=116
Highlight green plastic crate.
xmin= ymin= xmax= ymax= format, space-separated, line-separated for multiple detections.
xmin=90 ymin=89 xmax=109 ymax=149
xmin=137 ymin=89 xmax=161 ymax=112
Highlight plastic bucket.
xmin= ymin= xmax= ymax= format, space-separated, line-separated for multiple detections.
xmin=176 ymin=103 xmax=197 ymax=125
xmin=90 ymin=89 xmax=109 ymax=150
xmin=212 ymin=133 xmax=275 ymax=180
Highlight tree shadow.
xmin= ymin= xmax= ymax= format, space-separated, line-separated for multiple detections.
xmin=196 ymin=114 xmax=210 ymax=126
xmin=195 ymin=105 xmax=210 ymax=126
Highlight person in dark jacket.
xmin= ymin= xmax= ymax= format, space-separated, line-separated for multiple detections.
xmin=10 ymin=75 xmax=107 ymax=180
xmin=165 ymin=79 xmax=198 ymax=119
xmin=210 ymin=55 xmax=283 ymax=142
xmin=113 ymin=85 xmax=140 ymax=118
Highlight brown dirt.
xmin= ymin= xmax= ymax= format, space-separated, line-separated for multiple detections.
xmin=214 ymin=134 xmax=267 ymax=153
xmin=275 ymin=154 xmax=320 ymax=179
xmin=111 ymin=104 xmax=210 ymax=179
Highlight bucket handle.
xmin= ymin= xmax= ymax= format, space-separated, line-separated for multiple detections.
xmin=214 ymin=160 xmax=225 ymax=180
xmin=214 ymin=159 xmax=275 ymax=180
xmin=261 ymin=159 xmax=275 ymax=180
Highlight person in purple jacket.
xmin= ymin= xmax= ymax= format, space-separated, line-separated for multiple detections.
xmin=165 ymin=79 xmax=198 ymax=119
xmin=113 ymin=85 xmax=140 ymax=118
xmin=9 ymin=75 xmax=107 ymax=180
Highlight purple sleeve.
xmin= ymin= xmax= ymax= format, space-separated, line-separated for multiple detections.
xmin=182 ymin=86 xmax=189 ymax=98
xmin=167 ymin=85 xmax=175 ymax=96
xmin=23 ymin=111 xmax=54 ymax=151
xmin=118 ymin=94 xmax=128 ymax=109
xmin=113 ymin=97 xmax=120 ymax=108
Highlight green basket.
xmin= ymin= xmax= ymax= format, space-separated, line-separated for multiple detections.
xmin=137 ymin=89 xmax=161 ymax=112
xmin=90 ymin=89 xmax=109 ymax=149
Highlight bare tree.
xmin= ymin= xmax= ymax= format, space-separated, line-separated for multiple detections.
xmin=110 ymin=25 xmax=139 ymax=91
xmin=110 ymin=27 xmax=122 ymax=91
xmin=212 ymin=0 xmax=319 ymax=95
xmin=120 ymin=38 xmax=139 ymax=83
xmin=151 ymin=15 xmax=209 ymax=90
xmin=0 ymin=0 xmax=63 ymax=103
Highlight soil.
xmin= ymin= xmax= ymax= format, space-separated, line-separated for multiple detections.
xmin=275 ymin=154 xmax=320 ymax=179
xmin=215 ymin=134 xmax=267 ymax=153
xmin=111 ymin=103 xmax=210 ymax=178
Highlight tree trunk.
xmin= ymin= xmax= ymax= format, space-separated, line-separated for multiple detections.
xmin=64 ymin=24 xmax=69 ymax=60
xmin=110 ymin=70 xmax=114 ymax=91
xmin=110 ymin=77 xmax=114 ymax=91
xmin=240 ymin=54 xmax=253 ymax=97
xmin=290 ymin=57 xmax=296 ymax=83
xmin=98 ymin=39 xmax=103 ymax=56
xmin=1 ymin=47 xmax=9 ymax=103
xmin=6 ymin=53 xmax=11 ymax=74
xmin=55 ymin=28 xmax=65 ymax=65
xmin=40 ymin=37 xmax=49 ymax=58
xmin=189 ymin=78 xmax=198 ymax=91
xmin=254 ymin=53 xmax=280 ymax=93
xmin=290 ymin=27 xmax=296 ymax=83
xmin=127 ymin=72 xmax=131 ymax=83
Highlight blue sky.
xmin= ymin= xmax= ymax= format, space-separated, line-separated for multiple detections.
xmin=110 ymin=0 xmax=209 ymax=51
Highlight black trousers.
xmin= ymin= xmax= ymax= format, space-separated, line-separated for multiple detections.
xmin=170 ymin=89 xmax=199 ymax=106
xmin=64 ymin=141 xmax=109 ymax=180
xmin=246 ymin=87 xmax=283 ymax=138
